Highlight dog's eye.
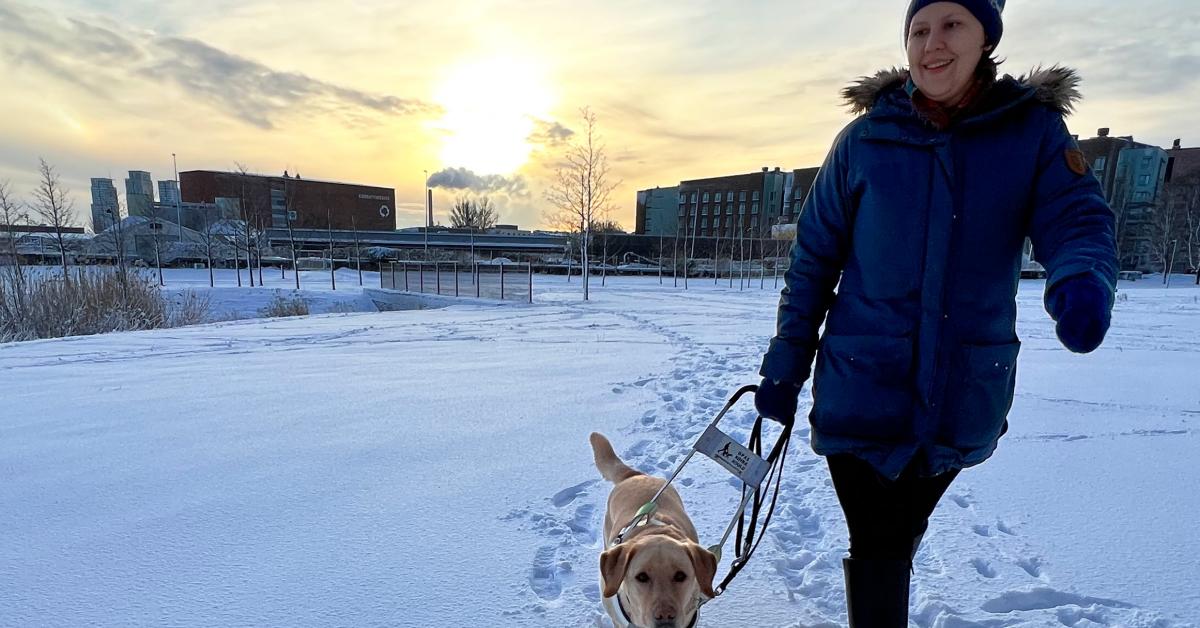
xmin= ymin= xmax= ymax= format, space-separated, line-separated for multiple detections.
xmin=635 ymin=572 xmax=650 ymax=583
xmin=673 ymin=571 xmax=687 ymax=583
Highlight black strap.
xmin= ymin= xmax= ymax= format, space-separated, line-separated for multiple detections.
xmin=715 ymin=407 xmax=792 ymax=595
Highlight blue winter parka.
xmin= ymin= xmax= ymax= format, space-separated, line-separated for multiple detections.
xmin=760 ymin=67 xmax=1118 ymax=479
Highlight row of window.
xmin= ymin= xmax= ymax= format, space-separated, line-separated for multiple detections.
xmin=678 ymin=203 xmax=760 ymax=216
xmin=679 ymin=190 xmax=760 ymax=203
xmin=683 ymin=217 xmax=761 ymax=229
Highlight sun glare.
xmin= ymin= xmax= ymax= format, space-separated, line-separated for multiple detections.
xmin=434 ymin=55 xmax=554 ymax=176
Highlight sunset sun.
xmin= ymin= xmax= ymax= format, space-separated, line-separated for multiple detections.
xmin=434 ymin=55 xmax=554 ymax=175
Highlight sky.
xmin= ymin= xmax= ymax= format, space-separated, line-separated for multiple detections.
xmin=1 ymin=0 xmax=1198 ymax=231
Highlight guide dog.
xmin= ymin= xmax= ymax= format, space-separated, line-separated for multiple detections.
xmin=590 ymin=432 xmax=716 ymax=628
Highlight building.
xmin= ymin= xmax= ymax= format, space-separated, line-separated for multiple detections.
xmin=1164 ymin=139 xmax=1200 ymax=273
xmin=149 ymin=200 xmax=231 ymax=234
xmin=158 ymin=180 xmax=180 ymax=206
xmin=90 ymin=178 xmax=119 ymax=233
xmin=635 ymin=166 xmax=820 ymax=237
xmin=673 ymin=167 xmax=791 ymax=240
xmin=782 ymin=167 xmax=820 ymax=223
xmin=180 ymin=170 xmax=397 ymax=231
xmin=124 ymin=170 xmax=155 ymax=217
xmin=1078 ymin=129 xmax=1169 ymax=271
xmin=635 ymin=186 xmax=681 ymax=236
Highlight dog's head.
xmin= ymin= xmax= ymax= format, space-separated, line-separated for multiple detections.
xmin=600 ymin=535 xmax=717 ymax=628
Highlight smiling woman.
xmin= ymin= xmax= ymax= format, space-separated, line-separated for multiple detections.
xmin=434 ymin=55 xmax=555 ymax=176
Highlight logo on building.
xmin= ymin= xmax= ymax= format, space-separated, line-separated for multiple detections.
xmin=379 ymin=205 xmax=391 ymax=217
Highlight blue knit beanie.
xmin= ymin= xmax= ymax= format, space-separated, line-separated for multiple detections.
xmin=905 ymin=0 xmax=1006 ymax=48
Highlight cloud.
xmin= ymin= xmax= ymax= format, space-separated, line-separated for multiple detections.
xmin=0 ymin=0 xmax=437 ymax=130
xmin=427 ymin=167 xmax=529 ymax=197
xmin=528 ymin=119 xmax=574 ymax=147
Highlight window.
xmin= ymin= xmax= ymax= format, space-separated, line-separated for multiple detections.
xmin=701 ymin=205 xmax=708 ymax=215
xmin=1093 ymin=156 xmax=1106 ymax=171
xmin=739 ymin=191 xmax=747 ymax=201
xmin=702 ymin=192 xmax=710 ymax=202
xmin=1138 ymin=174 xmax=1151 ymax=185
xmin=690 ymin=192 xmax=697 ymax=202
xmin=713 ymin=217 xmax=721 ymax=228
xmin=726 ymin=205 xmax=733 ymax=215
xmin=679 ymin=192 xmax=687 ymax=202
xmin=701 ymin=219 xmax=708 ymax=228
xmin=679 ymin=208 xmax=686 ymax=217
xmin=726 ymin=191 xmax=733 ymax=201
xmin=751 ymin=217 xmax=759 ymax=228
xmin=752 ymin=203 xmax=759 ymax=214
xmin=739 ymin=203 xmax=746 ymax=214
xmin=1134 ymin=191 xmax=1150 ymax=201
xmin=752 ymin=191 xmax=760 ymax=201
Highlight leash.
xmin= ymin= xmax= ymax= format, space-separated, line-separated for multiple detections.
xmin=608 ymin=384 xmax=793 ymax=609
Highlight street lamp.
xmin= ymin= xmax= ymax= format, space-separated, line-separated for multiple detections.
xmin=423 ymin=169 xmax=429 ymax=254
xmin=171 ymin=153 xmax=184 ymax=243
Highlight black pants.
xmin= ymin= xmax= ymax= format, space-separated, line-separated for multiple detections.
xmin=827 ymin=454 xmax=959 ymax=561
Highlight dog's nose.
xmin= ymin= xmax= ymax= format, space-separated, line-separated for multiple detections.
xmin=654 ymin=608 xmax=677 ymax=628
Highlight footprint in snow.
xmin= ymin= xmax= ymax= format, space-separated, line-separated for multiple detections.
xmin=1016 ymin=556 xmax=1043 ymax=578
xmin=552 ymin=480 xmax=594 ymax=507
xmin=529 ymin=545 xmax=573 ymax=601
xmin=970 ymin=557 xmax=998 ymax=579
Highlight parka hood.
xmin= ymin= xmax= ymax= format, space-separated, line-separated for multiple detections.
xmin=840 ymin=66 xmax=1082 ymax=117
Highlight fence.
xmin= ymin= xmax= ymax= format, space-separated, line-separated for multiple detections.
xmin=380 ymin=261 xmax=533 ymax=303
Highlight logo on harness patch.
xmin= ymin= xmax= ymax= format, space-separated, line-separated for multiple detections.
xmin=1066 ymin=149 xmax=1088 ymax=176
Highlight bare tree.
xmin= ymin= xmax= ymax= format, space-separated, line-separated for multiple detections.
xmin=326 ymin=204 xmax=336 ymax=290
xmin=284 ymin=178 xmax=301 ymax=290
xmin=1 ymin=180 xmax=29 ymax=313
xmin=31 ymin=158 xmax=77 ymax=282
xmin=1163 ymin=172 xmax=1200 ymax=280
xmin=145 ymin=200 xmax=171 ymax=286
xmin=197 ymin=205 xmax=218 ymax=287
xmin=449 ymin=195 xmax=499 ymax=230
xmin=543 ymin=107 xmax=620 ymax=300
xmin=352 ymin=215 xmax=362 ymax=286
xmin=1149 ymin=187 xmax=1189 ymax=275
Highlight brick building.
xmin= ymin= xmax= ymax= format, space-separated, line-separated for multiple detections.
xmin=180 ymin=170 xmax=397 ymax=231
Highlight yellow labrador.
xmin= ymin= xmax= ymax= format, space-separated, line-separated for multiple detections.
xmin=590 ymin=432 xmax=717 ymax=628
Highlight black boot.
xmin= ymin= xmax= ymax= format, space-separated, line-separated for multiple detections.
xmin=843 ymin=557 xmax=910 ymax=628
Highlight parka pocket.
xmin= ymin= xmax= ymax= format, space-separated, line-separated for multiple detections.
xmin=810 ymin=335 xmax=914 ymax=440
xmin=940 ymin=341 xmax=1021 ymax=450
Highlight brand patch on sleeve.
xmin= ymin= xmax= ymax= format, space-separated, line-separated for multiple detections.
xmin=1066 ymin=149 xmax=1088 ymax=176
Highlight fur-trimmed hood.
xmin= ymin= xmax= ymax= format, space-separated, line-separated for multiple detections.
xmin=840 ymin=66 xmax=1081 ymax=117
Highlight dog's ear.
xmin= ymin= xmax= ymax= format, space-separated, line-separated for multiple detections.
xmin=687 ymin=544 xmax=718 ymax=599
xmin=599 ymin=544 xmax=635 ymax=598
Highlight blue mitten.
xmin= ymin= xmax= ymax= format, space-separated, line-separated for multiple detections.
xmin=754 ymin=378 xmax=803 ymax=426
xmin=1046 ymin=274 xmax=1112 ymax=354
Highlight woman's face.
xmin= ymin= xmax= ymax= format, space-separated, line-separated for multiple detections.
xmin=906 ymin=2 xmax=987 ymax=105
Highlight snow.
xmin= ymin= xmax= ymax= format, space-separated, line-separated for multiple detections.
xmin=0 ymin=270 xmax=1197 ymax=627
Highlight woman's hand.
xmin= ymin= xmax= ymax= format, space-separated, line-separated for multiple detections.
xmin=755 ymin=378 xmax=803 ymax=426
xmin=1048 ymin=274 xmax=1112 ymax=354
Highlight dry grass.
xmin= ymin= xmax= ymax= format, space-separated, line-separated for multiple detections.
xmin=259 ymin=293 xmax=310 ymax=318
xmin=0 ymin=267 xmax=211 ymax=342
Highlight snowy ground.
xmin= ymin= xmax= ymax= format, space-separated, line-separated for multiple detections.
xmin=1 ymin=270 xmax=1197 ymax=627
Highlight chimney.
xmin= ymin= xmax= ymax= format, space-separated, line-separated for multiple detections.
xmin=426 ymin=189 xmax=433 ymax=227
xmin=762 ymin=167 xmax=768 ymax=172
xmin=1097 ymin=128 xmax=1110 ymax=137
xmin=1173 ymin=139 xmax=1182 ymax=150
xmin=774 ymin=166 xmax=781 ymax=172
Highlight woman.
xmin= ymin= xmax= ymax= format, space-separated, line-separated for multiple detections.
xmin=754 ymin=1 xmax=1117 ymax=625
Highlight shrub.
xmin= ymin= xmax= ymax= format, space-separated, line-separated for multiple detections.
xmin=259 ymin=293 xmax=309 ymax=318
